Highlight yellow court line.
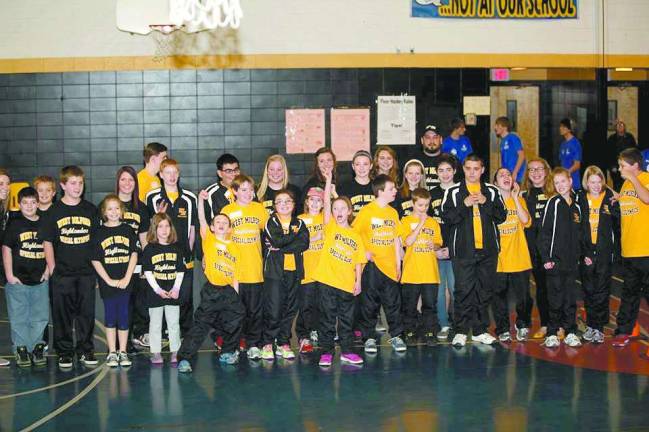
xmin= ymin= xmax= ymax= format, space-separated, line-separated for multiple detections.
xmin=19 ymin=365 xmax=109 ymax=432
xmin=0 ymin=364 xmax=105 ymax=400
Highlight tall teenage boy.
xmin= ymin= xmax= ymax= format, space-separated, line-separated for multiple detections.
xmin=137 ymin=142 xmax=168 ymax=202
xmin=204 ymin=153 xmax=241 ymax=221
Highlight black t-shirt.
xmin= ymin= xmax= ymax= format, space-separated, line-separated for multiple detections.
xmin=260 ymin=183 xmax=303 ymax=216
xmin=142 ymin=242 xmax=185 ymax=307
xmin=392 ymin=193 xmax=413 ymax=218
xmin=39 ymin=199 xmax=99 ymax=276
xmin=409 ymin=148 xmax=444 ymax=190
xmin=122 ymin=200 xmax=150 ymax=237
xmin=91 ymin=224 xmax=138 ymax=298
xmin=338 ymin=179 xmax=374 ymax=216
xmin=3 ymin=217 xmax=46 ymax=285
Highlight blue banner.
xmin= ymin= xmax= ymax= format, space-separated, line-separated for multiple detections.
xmin=412 ymin=0 xmax=578 ymax=19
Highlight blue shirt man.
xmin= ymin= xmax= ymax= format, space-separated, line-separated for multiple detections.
xmin=442 ymin=118 xmax=473 ymax=163
xmin=494 ymin=117 xmax=526 ymax=184
xmin=559 ymin=118 xmax=582 ymax=190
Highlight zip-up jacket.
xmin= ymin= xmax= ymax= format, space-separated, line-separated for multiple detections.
xmin=430 ymin=185 xmax=453 ymax=249
xmin=538 ymin=192 xmax=582 ymax=272
xmin=578 ymin=189 xmax=620 ymax=264
xmin=203 ymin=181 xmax=235 ymax=222
xmin=262 ymin=213 xmax=309 ymax=281
xmin=521 ymin=186 xmax=549 ymax=261
xmin=441 ymin=181 xmax=507 ymax=258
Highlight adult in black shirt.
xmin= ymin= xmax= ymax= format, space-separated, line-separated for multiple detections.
xmin=607 ymin=120 xmax=638 ymax=190
xmin=337 ymin=150 xmax=374 ymax=216
xmin=257 ymin=155 xmax=302 ymax=216
xmin=410 ymin=125 xmax=444 ymax=190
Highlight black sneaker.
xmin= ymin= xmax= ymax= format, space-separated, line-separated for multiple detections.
xmin=32 ymin=343 xmax=47 ymax=366
xmin=16 ymin=346 xmax=31 ymax=368
xmin=58 ymin=355 xmax=73 ymax=368
xmin=425 ymin=332 xmax=437 ymax=347
xmin=404 ymin=332 xmax=418 ymax=346
xmin=79 ymin=352 xmax=98 ymax=366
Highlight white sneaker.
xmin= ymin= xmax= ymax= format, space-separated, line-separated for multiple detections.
xmin=247 ymin=347 xmax=262 ymax=360
xmin=118 ymin=352 xmax=132 ymax=367
xmin=542 ymin=335 xmax=560 ymax=348
xmin=516 ymin=327 xmax=529 ymax=342
xmin=498 ymin=332 xmax=512 ymax=342
xmin=106 ymin=352 xmax=119 ymax=368
xmin=592 ymin=329 xmax=605 ymax=344
xmin=472 ymin=333 xmax=496 ymax=345
xmin=437 ymin=326 xmax=450 ymax=341
xmin=582 ymin=326 xmax=595 ymax=342
xmin=564 ymin=333 xmax=582 ymax=347
xmin=452 ymin=333 xmax=467 ymax=347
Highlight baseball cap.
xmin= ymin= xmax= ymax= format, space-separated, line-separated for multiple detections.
xmin=422 ymin=125 xmax=439 ymax=136
xmin=306 ymin=187 xmax=324 ymax=200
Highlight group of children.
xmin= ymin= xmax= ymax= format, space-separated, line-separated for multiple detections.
xmin=2 ymin=138 xmax=648 ymax=371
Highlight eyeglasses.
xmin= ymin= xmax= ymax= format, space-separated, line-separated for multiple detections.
xmin=275 ymin=199 xmax=294 ymax=205
xmin=221 ymin=168 xmax=240 ymax=174
xmin=528 ymin=168 xmax=545 ymax=173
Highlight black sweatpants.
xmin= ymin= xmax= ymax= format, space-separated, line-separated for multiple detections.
xmin=239 ymin=282 xmax=263 ymax=348
xmin=401 ymin=283 xmax=439 ymax=335
xmin=178 ymin=283 xmax=244 ymax=360
xmin=318 ymin=282 xmax=355 ymax=354
xmin=295 ymin=282 xmax=319 ymax=340
xmin=451 ymin=252 xmax=497 ymax=335
xmin=546 ymin=270 xmax=578 ymax=336
xmin=129 ymin=275 xmax=150 ymax=339
xmin=531 ymin=253 xmax=549 ymax=327
xmin=179 ymin=269 xmax=194 ymax=337
xmin=262 ymin=271 xmax=299 ymax=346
xmin=358 ymin=262 xmax=404 ymax=341
xmin=51 ymin=273 xmax=97 ymax=357
xmin=580 ymin=257 xmax=612 ymax=331
xmin=616 ymin=257 xmax=649 ymax=335
xmin=492 ymin=270 xmax=532 ymax=335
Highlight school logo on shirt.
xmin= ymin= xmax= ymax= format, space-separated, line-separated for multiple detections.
xmin=461 ymin=144 xmax=467 ymax=152
xmin=178 ymin=208 xmax=187 ymax=218
xmin=573 ymin=212 xmax=581 ymax=223
xmin=18 ymin=231 xmax=44 ymax=259
xmin=57 ymin=216 xmax=92 ymax=245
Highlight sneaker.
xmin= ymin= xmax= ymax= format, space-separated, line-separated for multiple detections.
xmin=276 ymin=344 xmax=295 ymax=360
xmin=437 ymin=326 xmax=450 ymax=341
xmin=16 ymin=346 xmax=31 ymax=368
xmin=389 ymin=336 xmax=407 ymax=352
xmin=452 ymin=333 xmax=467 ymax=347
xmin=542 ymin=335 xmax=560 ymax=348
xmin=582 ymin=326 xmax=595 ymax=342
xmin=0 ymin=358 xmax=9 ymax=367
xmin=592 ymin=329 xmax=605 ymax=344
xmin=404 ymin=332 xmax=418 ymax=346
xmin=178 ymin=359 xmax=192 ymax=373
xmin=220 ymin=351 xmax=239 ymax=365
xmin=364 ymin=338 xmax=378 ymax=354
xmin=340 ymin=353 xmax=364 ymax=365
xmin=106 ymin=352 xmax=119 ymax=367
xmin=150 ymin=353 xmax=163 ymax=364
xmin=424 ymin=332 xmax=437 ymax=347
xmin=80 ymin=352 xmax=98 ymax=366
xmin=118 ymin=352 xmax=132 ymax=367
xmin=472 ymin=333 xmax=496 ymax=345
xmin=498 ymin=332 xmax=512 ymax=343
xmin=533 ymin=326 xmax=547 ymax=339
xmin=516 ymin=327 xmax=529 ymax=342
xmin=564 ymin=333 xmax=582 ymax=347
xmin=32 ymin=343 xmax=47 ymax=366
xmin=310 ymin=330 xmax=319 ymax=344
xmin=612 ymin=333 xmax=631 ymax=347
xmin=261 ymin=344 xmax=275 ymax=360
xmin=133 ymin=333 xmax=150 ymax=348
xmin=247 ymin=346 xmax=262 ymax=360
xmin=58 ymin=355 xmax=73 ymax=368
xmin=319 ymin=353 xmax=333 ymax=367
xmin=299 ymin=339 xmax=314 ymax=354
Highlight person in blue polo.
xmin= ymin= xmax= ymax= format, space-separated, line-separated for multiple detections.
xmin=442 ymin=118 xmax=473 ymax=164
xmin=641 ymin=148 xmax=649 ymax=172
xmin=559 ymin=118 xmax=583 ymax=190
xmin=494 ymin=117 xmax=526 ymax=184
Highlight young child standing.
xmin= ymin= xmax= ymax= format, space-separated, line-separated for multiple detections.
xmin=177 ymin=194 xmax=245 ymax=372
xmin=2 ymin=187 xmax=49 ymax=367
xmin=338 ymin=150 xmax=375 ymax=216
xmin=399 ymin=188 xmax=443 ymax=346
xmin=539 ymin=168 xmax=583 ymax=348
xmin=261 ymin=190 xmax=309 ymax=360
xmin=315 ymin=170 xmax=367 ymax=367
xmin=143 ymin=213 xmax=185 ymax=364
xmin=40 ymin=166 xmax=99 ymax=369
xmin=91 ymin=195 xmax=138 ymax=367
xmin=33 ymin=175 xmax=56 ymax=216
xmin=354 ymin=174 xmax=407 ymax=353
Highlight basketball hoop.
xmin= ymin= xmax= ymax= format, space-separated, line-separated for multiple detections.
xmin=170 ymin=0 xmax=243 ymax=31
xmin=149 ymin=24 xmax=183 ymax=63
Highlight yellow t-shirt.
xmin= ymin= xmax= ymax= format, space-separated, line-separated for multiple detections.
xmin=399 ymin=215 xmax=442 ymax=284
xmin=352 ymin=201 xmax=401 ymax=281
xmin=221 ymin=201 xmax=269 ymax=283
xmin=278 ymin=215 xmax=297 ymax=271
xmin=620 ymin=171 xmax=649 ymax=257
xmin=467 ymin=182 xmax=483 ymax=249
xmin=298 ymin=212 xmax=324 ymax=284
xmin=202 ymin=230 xmax=240 ymax=287
xmin=137 ymin=169 xmax=161 ymax=202
xmin=167 ymin=190 xmax=179 ymax=204
xmin=314 ymin=220 xmax=367 ymax=293
xmin=497 ymin=196 xmax=532 ymax=273
xmin=587 ymin=193 xmax=605 ymax=245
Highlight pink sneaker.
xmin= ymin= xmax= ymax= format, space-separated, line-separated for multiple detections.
xmin=170 ymin=352 xmax=178 ymax=364
xmin=150 ymin=353 xmax=163 ymax=364
xmin=319 ymin=353 xmax=333 ymax=367
xmin=340 ymin=353 xmax=364 ymax=365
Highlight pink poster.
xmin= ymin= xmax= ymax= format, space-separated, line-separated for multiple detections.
xmin=330 ymin=108 xmax=370 ymax=161
xmin=285 ymin=109 xmax=325 ymax=154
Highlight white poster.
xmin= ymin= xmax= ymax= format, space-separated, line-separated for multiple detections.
xmin=377 ymin=95 xmax=416 ymax=145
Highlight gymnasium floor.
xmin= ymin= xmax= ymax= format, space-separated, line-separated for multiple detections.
xmin=0 ymin=277 xmax=648 ymax=432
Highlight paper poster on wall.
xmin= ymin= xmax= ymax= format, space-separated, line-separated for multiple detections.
xmin=285 ymin=109 xmax=325 ymax=154
xmin=463 ymin=96 xmax=491 ymax=115
xmin=377 ymin=95 xmax=416 ymax=145
xmin=330 ymin=108 xmax=370 ymax=161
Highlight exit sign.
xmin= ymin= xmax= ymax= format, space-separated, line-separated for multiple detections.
xmin=490 ymin=68 xmax=511 ymax=82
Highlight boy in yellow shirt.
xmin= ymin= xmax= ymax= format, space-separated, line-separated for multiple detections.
xmin=137 ymin=142 xmax=167 ymax=202
xmin=353 ymin=174 xmax=406 ymax=353
xmin=400 ymin=188 xmax=443 ymax=347
xmin=220 ymin=175 xmax=269 ymax=360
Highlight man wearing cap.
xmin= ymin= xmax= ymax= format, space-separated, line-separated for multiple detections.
xmin=442 ymin=118 xmax=473 ymax=164
xmin=410 ymin=125 xmax=444 ymax=191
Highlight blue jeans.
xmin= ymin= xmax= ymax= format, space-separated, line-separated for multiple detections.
xmin=5 ymin=280 xmax=50 ymax=352
xmin=437 ymin=260 xmax=455 ymax=327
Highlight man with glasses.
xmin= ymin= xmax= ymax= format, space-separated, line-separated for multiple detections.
xmin=204 ymin=154 xmax=241 ymax=221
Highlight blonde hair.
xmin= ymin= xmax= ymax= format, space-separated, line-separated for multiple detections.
xmin=524 ymin=157 xmax=554 ymax=197
xmin=371 ymin=146 xmax=399 ymax=183
xmin=98 ymin=194 xmax=125 ymax=222
xmin=549 ymin=167 xmax=571 ymax=197
xmin=332 ymin=196 xmax=354 ymax=225
xmin=147 ymin=213 xmax=178 ymax=245
xmin=257 ymin=155 xmax=289 ymax=201
xmin=60 ymin=165 xmax=84 ymax=184
xmin=581 ymin=165 xmax=606 ymax=194
xmin=399 ymin=159 xmax=426 ymax=199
